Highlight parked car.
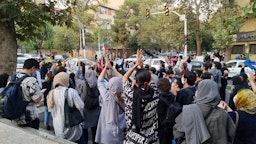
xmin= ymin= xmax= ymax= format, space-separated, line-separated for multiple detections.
xmin=191 ymin=60 xmax=204 ymax=72
xmin=143 ymin=58 xmax=169 ymax=70
xmin=66 ymin=58 xmax=96 ymax=73
xmin=54 ymin=54 xmax=69 ymax=61
xmin=16 ymin=57 xmax=28 ymax=72
xmin=225 ymin=60 xmax=255 ymax=78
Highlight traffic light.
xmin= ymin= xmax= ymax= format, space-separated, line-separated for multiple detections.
xmin=164 ymin=6 xmax=169 ymax=16
xmin=184 ymin=34 xmax=188 ymax=45
xmin=146 ymin=8 xmax=150 ymax=18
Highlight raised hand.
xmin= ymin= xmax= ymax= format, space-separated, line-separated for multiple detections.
xmin=136 ymin=49 xmax=143 ymax=66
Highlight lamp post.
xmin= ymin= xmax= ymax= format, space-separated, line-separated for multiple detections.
xmin=74 ymin=16 xmax=86 ymax=58
xmin=149 ymin=9 xmax=188 ymax=57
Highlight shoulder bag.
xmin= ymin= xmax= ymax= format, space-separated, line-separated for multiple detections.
xmin=64 ymin=88 xmax=85 ymax=127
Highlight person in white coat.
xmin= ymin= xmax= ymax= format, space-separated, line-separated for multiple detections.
xmin=47 ymin=72 xmax=85 ymax=144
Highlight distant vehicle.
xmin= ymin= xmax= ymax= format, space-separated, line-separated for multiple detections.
xmin=143 ymin=58 xmax=169 ymax=70
xmin=54 ymin=54 xmax=69 ymax=61
xmin=225 ymin=60 xmax=255 ymax=78
xmin=66 ymin=58 xmax=96 ymax=72
xmin=191 ymin=60 xmax=204 ymax=72
xmin=17 ymin=53 xmax=26 ymax=58
xmin=16 ymin=57 xmax=28 ymax=72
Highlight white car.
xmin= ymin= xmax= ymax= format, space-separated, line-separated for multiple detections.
xmin=16 ymin=57 xmax=28 ymax=72
xmin=124 ymin=54 xmax=149 ymax=62
xmin=143 ymin=58 xmax=169 ymax=70
xmin=66 ymin=58 xmax=96 ymax=72
xmin=226 ymin=60 xmax=255 ymax=78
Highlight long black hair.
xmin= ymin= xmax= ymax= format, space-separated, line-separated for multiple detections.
xmin=132 ymin=69 xmax=155 ymax=132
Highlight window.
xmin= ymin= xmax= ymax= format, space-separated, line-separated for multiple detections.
xmin=226 ymin=62 xmax=237 ymax=68
xmin=232 ymin=45 xmax=244 ymax=54
xmin=250 ymin=44 xmax=256 ymax=54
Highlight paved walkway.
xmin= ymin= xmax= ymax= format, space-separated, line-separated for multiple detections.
xmin=0 ymin=119 xmax=75 ymax=144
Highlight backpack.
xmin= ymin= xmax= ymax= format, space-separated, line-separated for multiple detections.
xmin=0 ymin=74 xmax=29 ymax=120
xmin=159 ymin=96 xmax=182 ymax=127
xmin=84 ymin=80 xmax=100 ymax=110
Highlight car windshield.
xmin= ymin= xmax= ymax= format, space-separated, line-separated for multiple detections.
xmin=226 ymin=62 xmax=237 ymax=68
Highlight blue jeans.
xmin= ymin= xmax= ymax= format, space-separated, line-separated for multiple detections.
xmin=44 ymin=106 xmax=51 ymax=126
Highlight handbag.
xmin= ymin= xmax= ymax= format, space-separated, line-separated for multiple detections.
xmin=64 ymin=88 xmax=85 ymax=127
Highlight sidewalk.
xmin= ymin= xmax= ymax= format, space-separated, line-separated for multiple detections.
xmin=0 ymin=118 xmax=75 ymax=144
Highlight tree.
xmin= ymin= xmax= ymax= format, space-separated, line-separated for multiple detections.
xmin=53 ymin=25 xmax=79 ymax=54
xmin=18 ymin=23 xmax=54 ymax=53
xmin=112 ymin=0 xmax=140 ymax=50
xmin=0 ymin=0 xmax=75 ymax=74
xmin=210 ymin=0 xmax=244 ymax=61
xmin=243 ymin=1 xmax=256 ymax=18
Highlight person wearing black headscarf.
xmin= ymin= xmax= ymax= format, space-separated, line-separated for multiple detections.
xmin=229 ymin=76 xmax=248 ymax=110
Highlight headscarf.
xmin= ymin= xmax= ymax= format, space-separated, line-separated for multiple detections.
xmin=194 ymin=79 xmax=221 ymax=113
xmin=108 ymin=76 xmax=123 ymax=96
xmin=182 ymin=79 xmax=221 ymax=144
xmin=85 ymin=69 xmax=97 ymax=88
xmin=235 ymin=89 xmax=256 ymax=114
xmin=48 ymin=72 xmax=69 ymax=110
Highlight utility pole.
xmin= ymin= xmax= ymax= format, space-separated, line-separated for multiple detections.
xmin=146 ymin=6 xmax=188 ymax=57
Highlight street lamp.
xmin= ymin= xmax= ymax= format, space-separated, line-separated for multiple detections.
xmin=169 ymin=11 xmax=188 ymax=57
xmin=74 ymin=16 xmax=86 ymax=58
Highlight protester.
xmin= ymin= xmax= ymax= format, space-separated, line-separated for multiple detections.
xmin=201 ymin=62 xmax=212 ymax=73
xmin=173 ymin=80 xmax=236 ymax=144
xmin=122 ymin=50 xmax=159 ymax=143
xmin=229 ymin=76 xmax=248 ymax=110
xmin=47 ymin=72 xmax=85 ymax=144
xmin=212 ymin=62 xmax=222 ymax=89
xmin=42 ymin=72 xmax=54 ymax=130
xmin=176 ymin=71 xmax=196 ymax=107
xmin=149 ymin=67 xmax=159 ymax=84
xmin=157 ymin=78 xmax=177 ymax=144
xmin=83 ymin=69 xmax=100 ymax=144
xmin=95 ymin=58 xmax=125 ymax=144
xmin=220 ymin=62 xmax=228 ymax=101
xmin=219 ymin=89 xmax=256 ymax=144
xmin=14 ymin=58 xmax=43 ymax=129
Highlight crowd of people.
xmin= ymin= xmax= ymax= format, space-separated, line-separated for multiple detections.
xmin=0 ymin=50 xmax=256 ymax=144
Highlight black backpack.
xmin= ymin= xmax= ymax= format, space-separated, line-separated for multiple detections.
xmin=159 ymin=96 xmax=182 ymax=127
xmin=0 ymin=74 xmax=29 ymax=120
xmin=84 ymin=80 xmax=100 ymax=110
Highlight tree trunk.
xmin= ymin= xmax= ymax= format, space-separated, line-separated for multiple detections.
xmin=0 ymin=22 xmax=18 ymax=75
xmin=225 ymin=47 xmax=232 ymax=61
xmin=195 ymin=5 xmax=202 ymax=56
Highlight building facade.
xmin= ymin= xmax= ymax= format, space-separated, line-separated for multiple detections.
xmin=232 ymin=0 xmax=256 ymax=60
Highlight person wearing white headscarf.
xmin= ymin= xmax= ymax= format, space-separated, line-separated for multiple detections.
xmin=173 ymin=80 xmax=236 ymax=144
xmin=95 ymin=59 xmax=126 ymax=144
xmin=47 ymin=72 xmax=85 ymax=143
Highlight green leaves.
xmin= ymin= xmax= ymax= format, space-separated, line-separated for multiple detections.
xmin=0 ymin=0 xmax=75 ymax=41
xmin=243 ymin=2 xmax=256 ymax=18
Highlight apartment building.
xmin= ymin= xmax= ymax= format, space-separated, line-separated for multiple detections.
xmin=232 ymin=0 xmax=256 ymax=60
